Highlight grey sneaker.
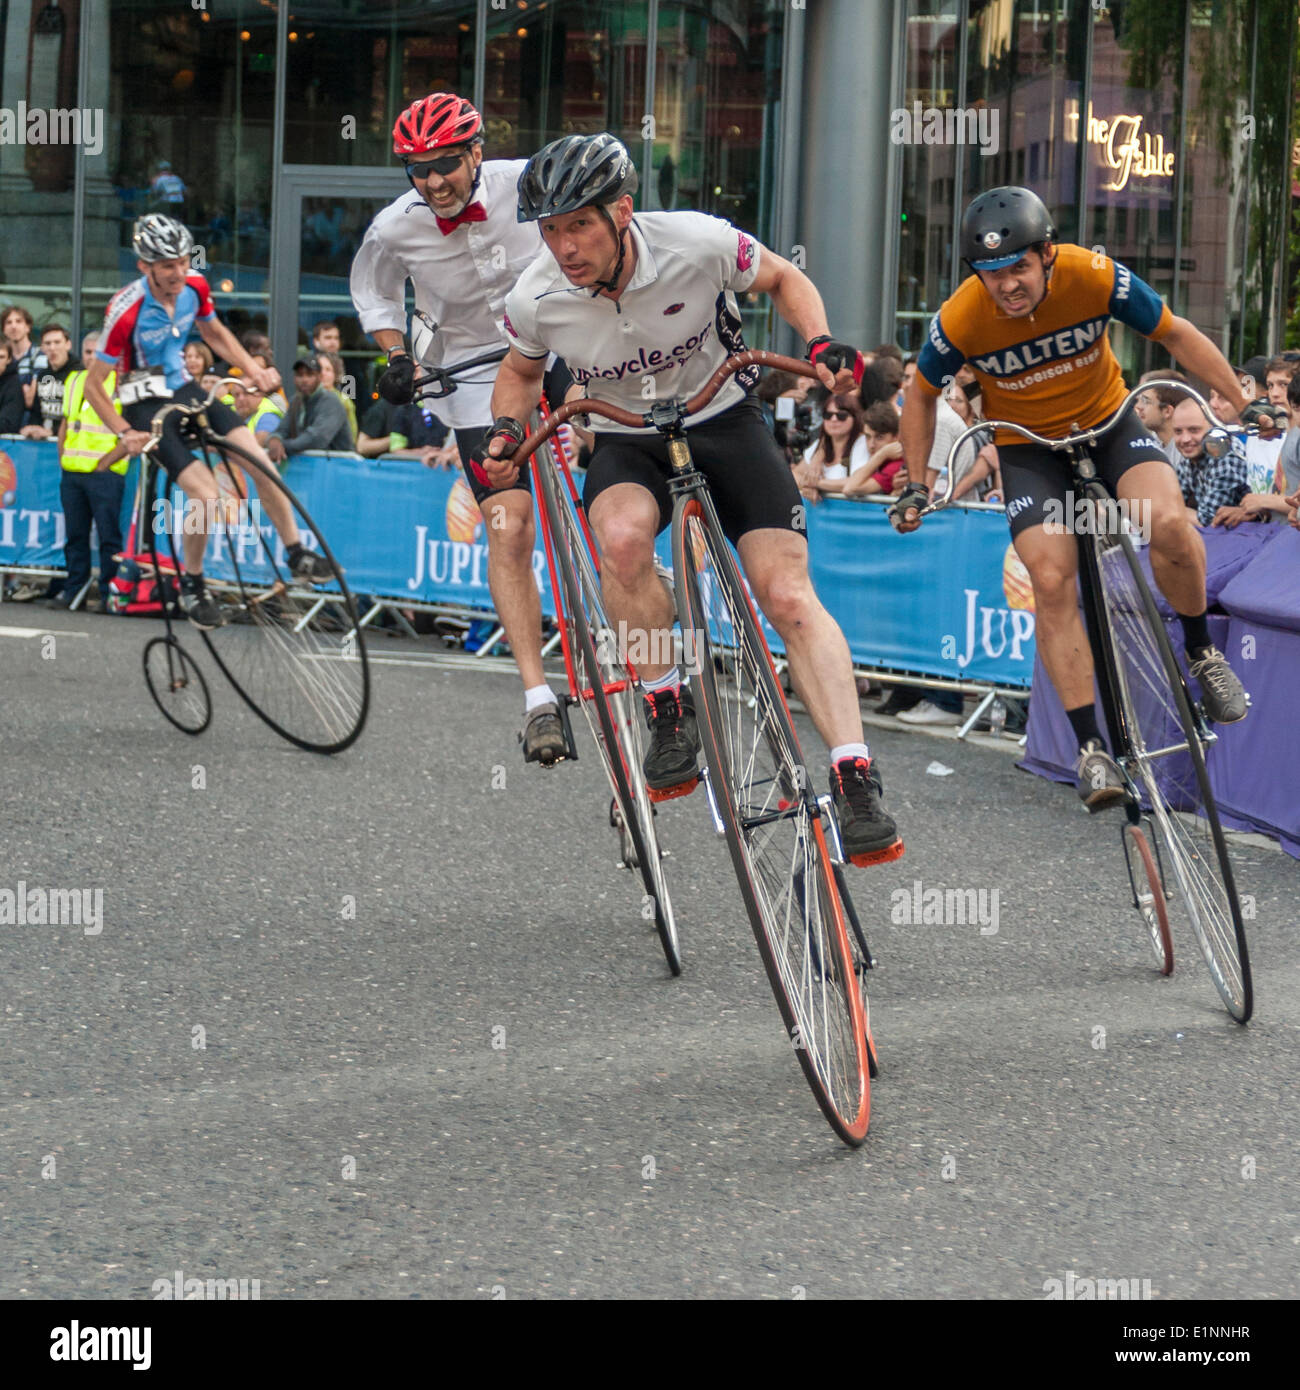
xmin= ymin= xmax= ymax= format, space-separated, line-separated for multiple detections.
xmin=1074 ymin=738 xmax=1126 ymax=812
xmin=180 ymin=577 xmax=225 ymax=631
xmin=520 ymin=701 xmax=567 ymax=766
xmin=1186 ymin=647 xmax=1248 ymax=724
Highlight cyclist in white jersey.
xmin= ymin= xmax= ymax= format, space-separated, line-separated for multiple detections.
xmin=350 ymin=93 xmax=571 ymax=765
xmin=477 ymin=133 xmax=904 ymax=867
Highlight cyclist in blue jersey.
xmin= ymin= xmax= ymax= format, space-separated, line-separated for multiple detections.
xmin=84 ymin=215 xmax=333 ymax=628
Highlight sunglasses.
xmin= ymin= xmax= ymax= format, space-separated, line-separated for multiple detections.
xmin=823 ymin=411 xmax=851 ymax=422
xmin=405 ymin=151 xmax=467 ymax=179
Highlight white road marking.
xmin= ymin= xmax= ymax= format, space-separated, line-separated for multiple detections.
xmin=0 ymin=625 xmax=89 ymax=639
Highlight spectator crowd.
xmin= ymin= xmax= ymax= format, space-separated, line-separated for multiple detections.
xmin=2 ymin=303 xmax=1298 ymax=732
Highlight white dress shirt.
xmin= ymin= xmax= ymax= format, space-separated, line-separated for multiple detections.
xmin=350 ymin=159 xmax=543 ymax=429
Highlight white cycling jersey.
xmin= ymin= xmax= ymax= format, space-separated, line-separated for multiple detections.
xmin=503 ymin=211 xmax=762 ymax=434
xmin=350 ymin=159 xmax=543 ymax=430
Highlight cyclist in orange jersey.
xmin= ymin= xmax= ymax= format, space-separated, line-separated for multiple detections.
xmin=893 ymin=187 xmax=1253 ymax=808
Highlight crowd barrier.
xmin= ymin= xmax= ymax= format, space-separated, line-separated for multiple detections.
xmin=0 ymin=438 xmax=1038 ymax=690
xmin=5 ymin=437 xmax=1293 ymax=854
xmin=1021 ymin=524 xmax=1300 ymax=858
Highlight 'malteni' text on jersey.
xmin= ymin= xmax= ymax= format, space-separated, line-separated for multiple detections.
xmin=915 ymin=243 xmax=1174 ymax=443
xmin=503 ymin=211 xmax=761 ymax=433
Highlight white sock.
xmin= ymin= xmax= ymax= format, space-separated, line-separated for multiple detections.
xmin=830 ymin=742 xmax=870 ymax=766
xmin=640 ymin=666 xmax=681 ymax=695
xmin=524 ymin=684 xmax=557 ymax=712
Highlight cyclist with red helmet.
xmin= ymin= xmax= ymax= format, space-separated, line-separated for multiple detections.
xmin=893 ymin=186 xmax=1252 ymax=807
xmin=351 ymin=92 xmax=571 ymax=765
xmin=477 ymin=133 xmax=904 ymax=869
xmin=86 ymin=214 xmax=334 ymax=630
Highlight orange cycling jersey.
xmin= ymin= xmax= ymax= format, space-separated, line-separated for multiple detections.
xmin=915 ymin=243 xmax=1174 ymax=444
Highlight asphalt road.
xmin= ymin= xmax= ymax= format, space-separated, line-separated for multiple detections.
xmin=2 ymin=607 xmax=1297 ymax=1300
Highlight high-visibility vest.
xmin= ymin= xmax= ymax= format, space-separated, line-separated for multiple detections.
xmin=60 ymin=370 xmax=128 ymax=475
xmin=248 ymin=397 xmax=285 ymax=434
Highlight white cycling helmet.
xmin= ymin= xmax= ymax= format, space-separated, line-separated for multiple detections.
xmin=132 ymin=214 xmax=194 ymax=263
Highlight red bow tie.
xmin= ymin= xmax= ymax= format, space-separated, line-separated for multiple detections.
xmin=435 ymin=201 xmax=487 ymax=235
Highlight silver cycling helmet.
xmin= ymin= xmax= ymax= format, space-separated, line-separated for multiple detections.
xmin=132 ymin=214 xmax=194 ymax=264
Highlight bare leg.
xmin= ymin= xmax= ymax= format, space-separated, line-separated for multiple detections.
xmin=1117 ymin=460 xmax=1207 ymax=617
xmin=737 ymin=528 xmax=862 ymax=751
xmin=588 ymin=483 xmax=674 ymax=681
xmin=479 ymin=488 xmax=545 ymax=690
xmin=222 ymin=425 xmax=302 ymax=550
xmin=1012 ymin=522 xmax=1093 ymax=709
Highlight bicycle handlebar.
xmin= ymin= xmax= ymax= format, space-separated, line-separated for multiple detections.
xmin=412 ymin=348 xmax=510 ymax=400
xmin=920 ymin=379 xmax=1246 ymax=517
xmin=505 ymin=350 xmax=822 ymax=467
xmin=95 ymin=376 xmax=263 ymax=472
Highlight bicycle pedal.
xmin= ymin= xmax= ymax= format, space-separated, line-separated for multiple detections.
xmin=647 ymin=773 xmax=700 ymax=804
xmin=848 ymin=838 xmax=905 ymax=868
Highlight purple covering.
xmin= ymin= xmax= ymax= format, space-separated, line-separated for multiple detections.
xmin=1216 ymin=527 xmax=1300 ymax=626
xmin=1144 ymin=523 xmax=1276 ymax=618
xmin=1021 ymin=524 xmax=1297 ymax=857
xmin=1210 ymin=619 xmax=1300 ymax=855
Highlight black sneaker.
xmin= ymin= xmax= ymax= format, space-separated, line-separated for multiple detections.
xmin=289 ymin=547 xmax=335 ymax=585
xmin=180 ymin=576 xmax=225 ymax=631
xmin=643 ymin=686 xmax=700 ymax=800
xmin=830 ymin=756 xmax=903 ymax=865
xmin=1186 ymin=646 xmax=1249 ymax=724
xmin=520 ymin=701 xmax=568 ymax=766
xmin=1074 ymin=738 xmax=1126 ymax=812
xmin=45 ymin=591 xmax=74 ymax=610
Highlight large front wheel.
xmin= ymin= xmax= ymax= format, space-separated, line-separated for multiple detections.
xmin=1091 ymin=524 xmax=1251 ymax=1020
xmin=182 ymin=437 xmax=370 ymax=753
xmin=673 ymin=494 xmax=871 ymax=1145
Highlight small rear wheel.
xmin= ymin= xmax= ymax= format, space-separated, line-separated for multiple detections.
xmin=1123 ymin=821 xmax=1174 ymax=976
xmin=143 ymin=635 xmax=211 ymax=735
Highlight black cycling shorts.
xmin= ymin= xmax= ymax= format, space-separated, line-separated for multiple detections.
xmin=456 ymin=359 xmax=575 ymax=505
xmin=999 ymin=408 xmax=1171 ymax=540
xmin=583 ymin=395 xmax=803 ymax=544
xmin=122 ymin=380 xmax=246 ymax=484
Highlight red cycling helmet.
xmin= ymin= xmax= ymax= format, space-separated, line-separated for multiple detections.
xmin=392 ymin=93 xmax=483 ymax=157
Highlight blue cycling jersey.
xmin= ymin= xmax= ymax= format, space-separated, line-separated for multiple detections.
xmin=99 ymin=273 xmax=217 ymax=391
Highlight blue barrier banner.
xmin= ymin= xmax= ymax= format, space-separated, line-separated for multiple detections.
xmin=0 ymin=437 xmax=141 ymax=568
xmin=805 ymin=498 xmax=1037 ymax=689
xmin=3 ymin=441 xmax=1036 ymax=687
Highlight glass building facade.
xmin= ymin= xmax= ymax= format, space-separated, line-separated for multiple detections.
xmin=893 ymin=0 xmax=1297 ymax=375
xmin=1 ymin=1 xmax=1293 ymax=386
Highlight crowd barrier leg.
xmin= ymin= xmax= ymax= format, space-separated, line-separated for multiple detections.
xmin=473 ymin=623 xmax=507 ymax=658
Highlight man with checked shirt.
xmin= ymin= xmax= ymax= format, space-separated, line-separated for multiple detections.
xmin=351 ymin=92 xmax=572 ymax=765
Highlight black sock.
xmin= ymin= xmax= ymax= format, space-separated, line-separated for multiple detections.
xmin=1179 ymin=610 xmax=1211 ymax=656
xmin=183 ymin=571 xmax=204 ymax=593
xmin=286 ymin=541 xmax=304 ymax=562
xmin=1067 ymin=704 xmax=1102 ymax=750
